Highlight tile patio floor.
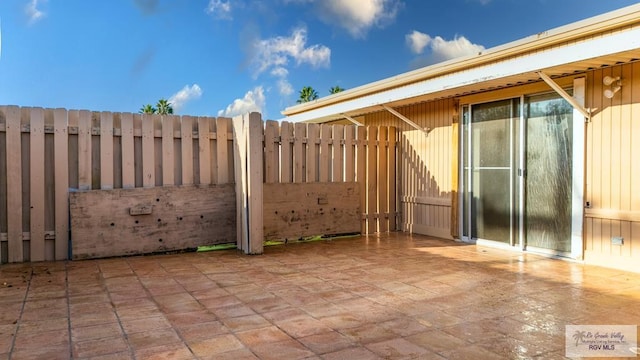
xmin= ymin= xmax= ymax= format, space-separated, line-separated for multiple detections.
xmin=1 ymin=233 xmax=639 ymax=359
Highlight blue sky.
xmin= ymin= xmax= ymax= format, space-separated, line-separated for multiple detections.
xmin=0 ymin=0 xmax=637 ymax=119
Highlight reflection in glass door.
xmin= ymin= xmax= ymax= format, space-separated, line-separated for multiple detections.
xmin=461 ymin=93 xmax=574 ymax=254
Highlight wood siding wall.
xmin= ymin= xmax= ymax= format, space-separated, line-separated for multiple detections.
xmin=363 ymin=98 xmax=455 ymax=239
xmin=584 ymin=62 xmax=640 ymax=270
xmin=0 ymin=107 xmax=234 ymax=263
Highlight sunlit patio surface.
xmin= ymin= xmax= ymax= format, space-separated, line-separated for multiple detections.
xmin=1 ymin=233 xmax=639 ymax=359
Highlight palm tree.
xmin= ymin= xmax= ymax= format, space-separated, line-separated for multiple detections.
xmin=156 ymin=99 xmax=174 ymax=115
xmin=329 ymin=86 xmax=344 ymax=94
xmin=139 ymin=104 xmax=156 ymax=114
xmin=297 ymin=86 xmax=319 ymax=104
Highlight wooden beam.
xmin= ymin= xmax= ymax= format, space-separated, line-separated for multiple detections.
xmin=538 ymin=71 xmax=590 ymax=119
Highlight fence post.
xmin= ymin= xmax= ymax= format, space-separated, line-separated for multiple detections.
xmin=232 ymin=112 xmax=264 ymax=255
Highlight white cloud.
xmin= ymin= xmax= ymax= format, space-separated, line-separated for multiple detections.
xmin=218 ymin=86 xmax=266 ymax=117
xmin=205 ymin=0 xmax=232 ymax=19
xmin=25 ymin=0 xmax=46 ymax=25
xmin=316 ymin=0 xmax=401 ymax=38
xmin=406 ymin=30 xmax=431 ymax=55
xmin=277 ymin=78 xmax=294 ymax=96
xmin=168 ymin=84 xmax=203 ymax=112
xmin=407 ymin=33 xmax=485 ymax=68
xmin=251 ymin=26 xmax=330 ymax=77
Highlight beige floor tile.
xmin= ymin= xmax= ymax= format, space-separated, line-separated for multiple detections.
xmin=247 ymin=339 xmax=314 ymax=360
xmin=297 ymin=331 xmax=354 ymax=354
xmin=189 ymin=334 xmax=245 ymax=357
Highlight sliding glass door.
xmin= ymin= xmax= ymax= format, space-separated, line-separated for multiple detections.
xmin=461 ymin=92 xmax=576 ymax=254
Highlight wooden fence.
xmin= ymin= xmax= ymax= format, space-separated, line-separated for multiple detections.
xmin=0 ymin=106 xmax=397 ymax=263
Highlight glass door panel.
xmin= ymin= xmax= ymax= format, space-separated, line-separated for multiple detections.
xmin=525 ymin=94 xmax=573 ymax=253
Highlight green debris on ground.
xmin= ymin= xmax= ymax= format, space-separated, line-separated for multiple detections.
xmin=197 ymin=233 xmax=360 ymax=252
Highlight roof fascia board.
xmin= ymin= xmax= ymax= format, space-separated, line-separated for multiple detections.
xmin=283 ymin=4 xmax=640 ymax=117
xmin=281 ymin=27 xmax=640 ymax=123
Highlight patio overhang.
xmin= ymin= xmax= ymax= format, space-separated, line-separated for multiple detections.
xmin=280 ymin=4 xmax=640 ymax=123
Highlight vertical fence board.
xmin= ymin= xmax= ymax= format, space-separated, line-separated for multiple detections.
xmin=78 ymin=110 xmax=92 ymax=190
xmin=100 ymin=112 xmax=114 ymax=190
xmin=378 ymin=126 xmax=389 ymax=233
xmin=345 ymin=126 xmax=355 ymax=182
xmin=29 ymin=108 xmax=45 ymax=261
xmin=6 ymin=106 xmax=23 ymax=262
xmin=248 ymin=113 xmax=264 ymax=254
xmin=332 ymin=125 xmax=344 ymax=182
xmin=294 ymin=123 xmax=306 ymax=183
xmin=53 ymin=109 xmax=69 ymax=260
xmin=280 ymin=122 xmax=293 ymax=183
xmin=388 ymin=127 xmax=397 ymax=231
xmin=181 ymin=116 xmax=194 ymax=185
xmin=233 ymin=115 xmax=249 ymax=251
xmin=307 ymin=124 xmax=319 ymax=182
xmin=357 ymin=126 xmax=367 ymax=234
xmin=162 ymin=116 xmax=175 ymax=186
xmin=142 ymin=114 xmax=155 ymax=188
xmin=198 ymin=117 xmax=211 ymax=185
xmin=367 ymin=127 xmax=378 ymax=234
xmin=265 ymin=120 xmax=279 ymax=183
xmin=319 ymin=125 xmax=331 ymax=182
xmin=217 ymin=118 xmax=230 ymax=184
xmin=121 ymin=113 xmax=135 ymax=189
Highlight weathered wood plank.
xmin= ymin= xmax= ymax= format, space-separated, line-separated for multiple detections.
xmin=100 ymin=112 xmax=114 ymax=190
xmin=162 ymin=116 xmax=175 ymax=186
xmin=367 ymin=126 xmax=378 ymax=234
xmin=332 ymin=125 xmax=344 ymax=182
xmin=77 ymin=110 xmax=92 ymax=190
xmin=198 ymin=117 xmax=211 ymax=185
xmin=306 ymin=124 xmax=319 ymax=182
xmin=344 ymin=125 xmax=355 ymax=182
xmin=216 ymin=117 xmax=230 ymax=184
xmin=264 ymin=120 xmax=279 ymax=183
xmin=263 ymin=182 xmax=360 ymax=241
xmin=232 ymin=114 xmax=249 ymax=252
xmin=378 ymin=126 xmax=388 ymax=233
xmin=120 ymin=113 xmax=135 ymax=189
xmin=319 ymin=124 xmax=331 ymax=182
xmin=294 ymin=123 xmax=306 ymax=183
xmin=142 ymin=114 xmax=155 ymax=188
xmin=356 ymin=126 xmax=367 ymax=234
xmin=388 ymin=127 xmax=397 ymax=231
xmin=29 ymin=108 xmax=46 ymax=261
xmin=53 ymin=109 xmax=69 ymax=260
xmin=5 ymin=106 xmax=23 ymax=262
xmin=181 ymin=116 xmax=194 ymax=185
xmin=280 ymin=121 xmax=293 ymax=183
xmin=247 ymin=113 xmax=264 ymax=255
xmin=69 ymin=185 xmax=236 ymax=259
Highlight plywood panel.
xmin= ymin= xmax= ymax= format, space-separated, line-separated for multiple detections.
xmin=53 ymin=109 xmax=69 ymax=260
xmin=263 ymin=182 xmax=360 ymax=241
xmin=29 ymin=108 xmax=45 ymax=261
xmin=69 ymin=185 xmax=236 ymax=259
